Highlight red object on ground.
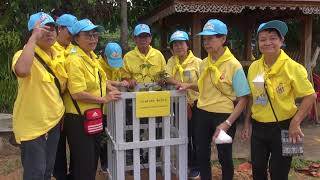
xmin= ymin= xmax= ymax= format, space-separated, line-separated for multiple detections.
xmin=237 ymin=162 xmax=252 ymax=172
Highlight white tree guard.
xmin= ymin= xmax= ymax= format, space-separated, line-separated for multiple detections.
xmin=105 ymin=90 xmax=188 ymax=180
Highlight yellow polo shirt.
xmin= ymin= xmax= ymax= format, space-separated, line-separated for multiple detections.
xmin=64 ymin=46 xmax=107 ymax=114
xmin=52 ymin=42 xmax=74 ymax=58
xmin=98 ymin=57 xmax=123 ymax=81
xmin=123 ymin=46 xmax=166 ymax=83
xmin=165 ymin=51 xmax=201 ymax=105
xmin=197 ymin=47 xmax=250 ymax=113
xmin=248 ymin=50 xmax=315 ymax=122
xmin=12 ymin=46 xmax=67 ymax=143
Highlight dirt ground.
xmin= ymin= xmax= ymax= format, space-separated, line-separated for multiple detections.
xmin=0 ymin=122 xmax=319 ymax=180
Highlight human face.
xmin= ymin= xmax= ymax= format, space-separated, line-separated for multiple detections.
xmin=202 ymin=35 xmax=226 ymax=54
xmin=37 ymin=24 xmax=57 ymax=49
xmin=258 ymin=30 xmax=283 ymax=56
xmin=171 ymin=41 xmax=188 ymax=58
xmin=57 ymin=26 xmax=72 ymax=44
xmin=134 ymin=33 xmax=152 ymax=50
xmin=75 ymin=30 xmax=99 ymax=53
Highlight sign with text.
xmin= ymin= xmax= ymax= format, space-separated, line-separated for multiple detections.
xmin=136 ymin=91 xmax=170 ymax=118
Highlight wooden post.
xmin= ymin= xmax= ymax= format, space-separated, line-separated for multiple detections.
xmin=159 ymin=19 xmax=167 ymax=51
xmin=191 ymin=14 xmax=202 ymax=58
xmin=302 ymin=15 xmax=313 ymax=76
xmin=243 ymin=17 xmax=254 ymax=67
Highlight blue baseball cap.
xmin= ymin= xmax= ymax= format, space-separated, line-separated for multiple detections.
xmin=133 ymin=24 xmax=151 ymax=36
xmin=56 ymin=14 xmax=78 ymax=33
xmin=198 ymin=19 xmax=228 ymax=36
xmin=71 ymin=19 xmax=104 ymax=35
xmin=257 ymin=20 xmax=288 ymax=37
xmin=28 ymin=12 xmax=56 ymax=31
xmin=104 ymin=42 xmax=123 ymax=68
xmin=169 ymin=30 xmax=189 ymax=43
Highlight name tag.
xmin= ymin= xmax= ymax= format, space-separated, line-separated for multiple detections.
xmin=183 ymin=70 xmax=191 ymax=78
xmin=254 ymin=94 xmax=268 ymax=105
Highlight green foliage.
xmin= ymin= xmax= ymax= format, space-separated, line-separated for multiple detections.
xmin=0 ymin=28 xmax=20 ymax=113
xmin=291 ymin=158 xmax=320 ymax=169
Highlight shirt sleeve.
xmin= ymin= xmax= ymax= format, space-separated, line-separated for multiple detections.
xmin=66 ymin=57 xmax=87 ymax=94
xmin=165 ymin=58 xmax=175 ymax=77
xmin=121 ymin=54 xmax=132 ymax=79
xmin=291 ymin=64 xmax=315 ymax=97
xmin=158 ymin=52 xmax=166 ymax=71
xmin=232 ymin=68 xmax=251 ymax=97
xmin=11 ymin=50 xmax=23 ymax=75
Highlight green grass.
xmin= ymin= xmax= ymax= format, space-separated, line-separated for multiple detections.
xmin=291 ymin=157 xmax=320 ymax=169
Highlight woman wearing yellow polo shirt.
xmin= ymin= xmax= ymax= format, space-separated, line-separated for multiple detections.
xmin=12 ymin=12 xmax=67 ymax=180
xmin=165 ymin=30 xmax=201 ymax=178
xmin=182 ymin=19 xmax=250 ymax=180
xmin=52 ymin=13 xmax=78 ymax=180
xmin=242 ymin=20 xmax=316 ymax=180
xmin=63 ymin=19 xmax=121 ymax=180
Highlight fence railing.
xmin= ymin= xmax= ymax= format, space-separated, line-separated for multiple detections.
xmin=105 ymin=90 xmax=188 ymax=180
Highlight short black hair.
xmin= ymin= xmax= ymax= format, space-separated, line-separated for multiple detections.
xmin=202 ymin=34 xmax=229 ymax=47
xmin=169 ymin=40 xmax=190 ymax=49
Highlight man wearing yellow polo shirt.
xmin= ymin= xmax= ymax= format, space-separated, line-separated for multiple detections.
xmin=52 ymin=13 xmax=77 ymax=180
xmin=242 ymin=20 xmax=316 ymax=180
xmin=12 ymin=12 xmax=67 ymax=180
xmin=123 ymin=24 xmax=166 ymax=87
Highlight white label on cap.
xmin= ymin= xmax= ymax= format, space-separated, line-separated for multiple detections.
xmin=40 ymin=13 xmax=48 ymax=21
xmin=204 ymin=23 xmax=214 ymax=31
xmin=172 ymin=31 xmax=184 ymax=38
xmin=140 ymin=24 xmax=148 ymax=30
xmin=111 ymin=52 xmax=120 ymax=58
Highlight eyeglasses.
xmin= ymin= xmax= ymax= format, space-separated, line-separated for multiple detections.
xmin=80 ymin=32 xmax=99 ymax=40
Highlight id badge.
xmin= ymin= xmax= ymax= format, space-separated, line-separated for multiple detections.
xmin=254 ymin=94 xmax=268 ymax=105
xmin=183 ymin=70 xmax=191 ymax=82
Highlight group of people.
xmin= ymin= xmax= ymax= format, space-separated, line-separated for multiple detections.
xmin=11 ymin=11 xmax=316 ymax=180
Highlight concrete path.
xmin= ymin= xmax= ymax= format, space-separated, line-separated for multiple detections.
xmin=0 ymin=113 xmax=12 ymax=133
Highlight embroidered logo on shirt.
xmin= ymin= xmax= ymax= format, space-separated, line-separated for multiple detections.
xmin=70 ymin=47 xmax=77 ymax=53
xmin=276 ymin=83 xmax=285 ymax=94
xmin=220 ymin=71 xmax=226 ymax=80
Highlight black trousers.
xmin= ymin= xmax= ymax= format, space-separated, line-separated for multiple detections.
xmin=99 ymin=116 xmax=108 ymax=169
xmin=53 ymin=128 xmax=73 ymax=180
xmin=188 ymin=103 xmax=199 ymax=169
xmin=64 ymin=113 xmax=101 ymax=180
xmin=195 ymin=109 xmax=236 ymax=180
xmin=251 ymin=119 xmax=292 ymax=180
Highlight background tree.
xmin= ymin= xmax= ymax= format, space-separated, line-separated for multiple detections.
xmin=120 ymin=0 xmax=129 ymax=53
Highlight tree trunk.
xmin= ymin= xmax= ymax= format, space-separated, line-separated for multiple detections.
xmin=120 ymin=0 xmax=129 ymax=53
